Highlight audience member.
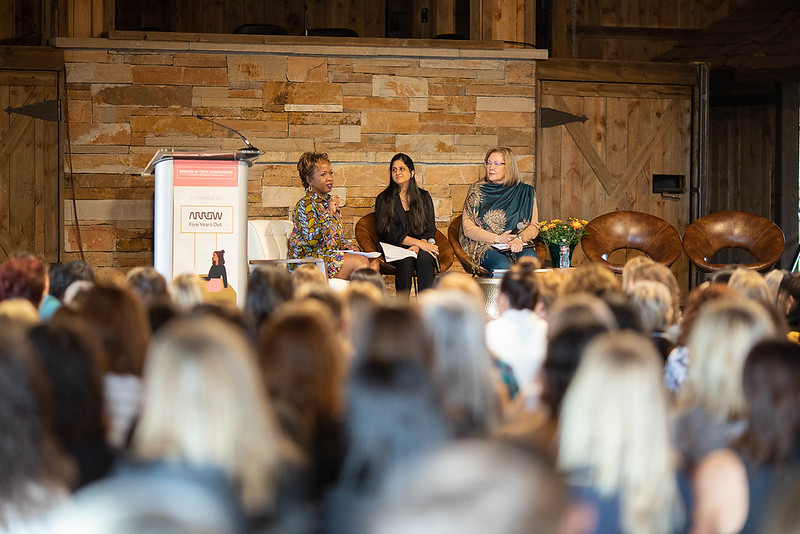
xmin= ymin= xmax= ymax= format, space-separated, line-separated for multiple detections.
xmin=244 ymin=264 xmax=294 ymax=338
xmin=673 ymin=298 xmax=778 ymax=467
xmin=48 ymin=261 xmax=94 ymax=302
xmin=132 ymin=316 xmax=299 ymax=530
xmin=620 ymin=255 xmax=654 ymax=292
xmin=691 ymin=340 xmax=800 ymax=533
xmin=29 ymin=318 xmax=114 ymax=489
xmin=259 ymin=300 xmax=346 ymax=502
xmin=622 ymin=261 xmax=681 ymax=327
xmin=546 ymin=292 xmax=617 ymax=338
xmin=728 ymin=267 xmax=772 ymax=305
xmin=0 ymin=254 xmax=48 ymax=309
xmin=627 ymin=280 xmax=676 ymax=360
xmin=663 ymin=283 xmax=740 ymax=392
xmin=0 ymin=329 xmax=73 ymax=530
xmin=292 ymin=263 xmax=327 ymax=292
xmin=75 ymin=284 xmax=151 ymax=449
xmin=485 ymin=262 xmax=547 ymax=403
xmin=561 ymin=264 xmax=620 ymax=297
xmin=374 ymin=440 xmax=568 ymax=534
xmin=169 ymin=272 xmax=206 ymax=312
xmin=126 ymin=266 xmax=170 ymax=307
xmin=420 ymin=290 xmax=501 ymax=437
xmin=0 ymin=298 xmax=40 ymax=330
xmin=763 ymin=268 xmax=788 ymax=306
xmin=326 ymin=305 xmax=446 ymax=534
xmin=348 ymin=268 xmax=386 ymax=296
xmin=777 ymin=271 xmax=800 ymax=342
xmin=558 ymin=331 xmax=688 ymax=534
xmin=44 ymin=260 xmax=94 ymax=320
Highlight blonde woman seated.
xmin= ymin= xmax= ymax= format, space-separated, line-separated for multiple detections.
xmin=131 ymin=315 xmax=297 ymax=528
xmin=558 ymin=331 xmax=689 ymax=534
xmin=459 ymin=146 xmax=539 ymax=276
xmin=289 ymin=152 xmax=379 ymax=280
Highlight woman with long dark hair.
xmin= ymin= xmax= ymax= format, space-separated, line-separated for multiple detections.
xmin=375 ymin=153 xmax=438 ymax=295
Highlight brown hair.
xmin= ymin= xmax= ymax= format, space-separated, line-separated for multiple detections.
xmin=739 ymin=340 xmax=800 ymax=465
xmin=259 ymin=300 xmax=344 ymax=448
xmin=76 ymin=283 xmax=151 ymax=376
xmin=297 ymin=151 xmax=330 ymax=188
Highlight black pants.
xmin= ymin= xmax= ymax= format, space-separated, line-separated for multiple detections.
xmin=391 ymin=250 xmax=437 ymax=295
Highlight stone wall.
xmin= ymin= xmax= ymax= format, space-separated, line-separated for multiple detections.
xmin=55 ymin=37 xmax=545 ymax=276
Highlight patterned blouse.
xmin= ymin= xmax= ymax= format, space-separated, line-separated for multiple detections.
xmin=288 ymin=189 xmax=350 ymax=279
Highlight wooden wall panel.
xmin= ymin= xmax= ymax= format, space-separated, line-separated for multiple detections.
xmin=538 ymin=62 xmax=697 ymax=291
xmin=552 ymin=0 xmax=752 ymax=60
xmin=115 ymin=0 xmax=384 ymax=36
xmin=0 ymin=70 xmax=60 ymax=263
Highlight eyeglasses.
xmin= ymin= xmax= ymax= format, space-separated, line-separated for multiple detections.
xmin=484 ymin=161 xmax=505 ymax=168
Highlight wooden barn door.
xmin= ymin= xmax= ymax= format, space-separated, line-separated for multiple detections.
xmin=0 ymin=69 xmax=60 ymax=263
xmin=537 ymin=61 xmax=700 ymax=295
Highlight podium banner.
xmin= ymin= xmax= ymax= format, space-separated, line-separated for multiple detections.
xmin=149 ymin=150 xmax=255 ymax=307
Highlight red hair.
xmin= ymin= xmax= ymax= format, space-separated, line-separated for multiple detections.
xmin=0 ymin=255 xmax=46 ymax=307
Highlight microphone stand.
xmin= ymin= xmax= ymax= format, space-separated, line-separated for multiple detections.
xmin=195 ymin=115 xmax=261 ymax=156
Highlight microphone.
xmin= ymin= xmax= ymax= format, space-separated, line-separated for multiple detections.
xmin=427 ymin=238 xmax=440 ymax=271
xmin=511 ymin=222 xmax=526 ymax=235
xmin=195 ymin=115 xmax=261 ymax=154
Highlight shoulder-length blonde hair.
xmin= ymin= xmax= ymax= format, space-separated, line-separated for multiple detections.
xmin=482 ymin=146 xmax=521 ymax=186
xmin=558 ymin=331 xmax=683 ymax=534
xmin=680 ymin=298 xmax=778 ymax=421
xmin=133 ymin=316 xmax=284 ymax=514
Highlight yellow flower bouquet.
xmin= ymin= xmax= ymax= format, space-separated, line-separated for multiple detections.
xmin=538 ymin=217 xmax=589 ymax=245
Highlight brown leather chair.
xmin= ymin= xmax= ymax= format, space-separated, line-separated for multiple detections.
xmin=354 ymin=212 xmax=453 ymax=276
xmin=682 ymin=210 xmax=785 ymax=272
xmin=580 ymin=211 xmax=683 ymax=274
xmin=448 ymin=214 xmax=489 ymax=276
xmin=448 ymin=214 xmax=547 ymax=275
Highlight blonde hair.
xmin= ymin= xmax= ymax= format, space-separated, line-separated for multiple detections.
xmin=621 ymin=256 xmax=655 ymax=292
xmin=622 ymin=262 xmax=681 ymax=324
xmin=482 ymin=146 xmax=521 ymax=186
xmin=133 ymin=316 xmax=283 ymax=513
xmin=431 ymin=272 xmax=485 ymax=311
xmin=0 ymin=298 xmax=40 ymax=329
xmin=169 ymin=273 xmax=206 ymax=312
xmin=558 ymin=331 xmax=684 ymax=534
xmin=681 ymin=298 xmax=778 ymax=420
xmin=728 ymin=268 xmax=771 ymax=305
xmin=292 ymin=263 xmax=327 ymax=292
xmin=627 ymin=280 xmax=674 ymax=333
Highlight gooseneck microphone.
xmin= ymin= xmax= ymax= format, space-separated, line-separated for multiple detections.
xmin=195 ymin=115 xmax=261 ymax=153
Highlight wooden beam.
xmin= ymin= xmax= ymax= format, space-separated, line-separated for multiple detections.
xmin=778 ymin=81 xmax=799 ymax=269
xmin=576 ymin=25 xmax=700 ymax=41
xmin=0 ymin=46 xmax=64 ymax=70
xmin=538 ymin=59 xmax=698 ymax=86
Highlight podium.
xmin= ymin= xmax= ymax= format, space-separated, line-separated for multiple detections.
xmin=143 ymin=149 xmax=261 ymax=307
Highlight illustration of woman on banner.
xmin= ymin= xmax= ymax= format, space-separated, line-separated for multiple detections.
xmin=204 ymin=250 xmax=228 ymax=292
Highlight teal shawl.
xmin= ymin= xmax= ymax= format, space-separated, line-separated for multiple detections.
xmin=459 ymin=181 xmax=536 ymax=263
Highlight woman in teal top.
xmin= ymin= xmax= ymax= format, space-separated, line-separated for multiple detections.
xmin=459 ymin=146 xmax=540 ymax=275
